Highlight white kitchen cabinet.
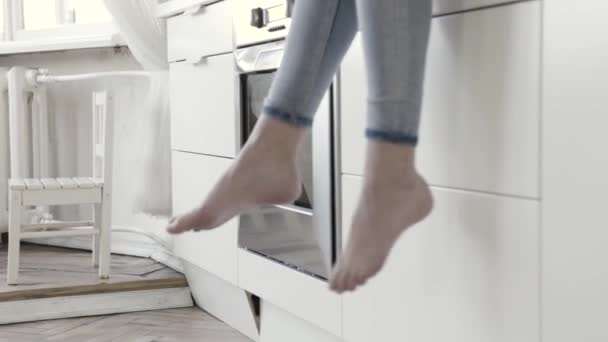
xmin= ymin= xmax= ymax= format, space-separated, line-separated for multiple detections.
xmin=238 ymin=249 xmax=343 ymax=338
xmin=260 ymin=301 xmax=343 ymax=342
xmin=172 ymin=151 xmax=238 ymax=284
xmin=341 ymin=1 xmax=541 ymax=199
xmin=340 ymin=175 xmax=540 ymax=342
xmin=542 ymin=1 xmax=608 ymax=341
xmin=167 ymin=0 xmax=233 ymax=63
xmin=433 ymin=0 xmax=517 ymax=15
xmin=170 ymin=53 xmax=237 ymax=158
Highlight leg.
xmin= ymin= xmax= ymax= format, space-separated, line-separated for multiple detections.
xmin=98 ymin=194 xmax=112 ymax=279
xmin=7 ymin=190 xmax=22 ymax=285
xmin=330 ymin=0 xmax=433 ymax=293
xmin=92 ymin=203 xmax=102 ymax=267
xmin=168 ymin=0 xmax=358 ymax=234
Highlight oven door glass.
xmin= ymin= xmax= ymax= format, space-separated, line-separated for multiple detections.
xmin=242 ymin=71 xmax=313 ymax=209
xmin=239 ymin=70 xmax=334 ymax=279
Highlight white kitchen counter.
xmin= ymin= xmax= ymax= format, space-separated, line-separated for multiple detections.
xmin=156 ymin=0 xmax=224 ymax=18
xmin=156 ymin=0 xmax=527 ymax=19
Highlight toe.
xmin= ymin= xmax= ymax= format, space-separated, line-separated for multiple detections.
xmin=329 ymin=270 xmax=341 ymax=292
xmin=330 ymin=268 xmax=346 ymax=293
xmin=166 ymin=218 xmax=181 ymax=234
xmin=357 ymin=273 xmax=368 ymax=287
xmin=166 ymin=215 xmax=193 ymax=235
xmin=352 ymin=273 xmax=367 ymax=291
xmin=344 ymin=273 xmax=358 ymax=292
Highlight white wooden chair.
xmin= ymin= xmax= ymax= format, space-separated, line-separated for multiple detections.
xmin=7 ymin=91 xmax=114 ymax=285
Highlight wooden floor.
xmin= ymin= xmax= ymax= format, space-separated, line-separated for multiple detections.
xmin=0 ymin=243 xmax=187 ymax=302
xmin=0 ymin=307 xmax=253 ymax=341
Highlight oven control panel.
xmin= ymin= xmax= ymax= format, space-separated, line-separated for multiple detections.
xmin=234 ymin=0 xmax=293 ymax=47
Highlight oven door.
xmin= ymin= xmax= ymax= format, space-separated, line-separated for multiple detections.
xmin=236 ymin=41 xmax=336 ymax=280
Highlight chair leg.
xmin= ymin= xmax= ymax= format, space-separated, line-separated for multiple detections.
xmin=92 ymin=203 xmax=102 ymax=267
xmin=98 ymin=195 xmax=112 ymax=279
xmin=7 ymin=191 xmax=22 ymax=285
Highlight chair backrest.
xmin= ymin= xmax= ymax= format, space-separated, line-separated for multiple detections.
xmin=92 ymin=91 xmax=114 ymax=191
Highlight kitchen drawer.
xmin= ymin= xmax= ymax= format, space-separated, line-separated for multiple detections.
xmin=433 ymin=0 xmax=517 ymax=15
xmin=167 ymin=0 xmax=233 ymax=63
xmin=340 ymin=1 xmax=540 ymax=198
xmin=172 ymin=151 xmax=238 ymax=284
xmin=238 ymin=249 xmax=342 ymax=337
xmin=170 ymin=53 xmax=237 ymax=157
xmin=341 ymin=175 xmax=540 ymax=342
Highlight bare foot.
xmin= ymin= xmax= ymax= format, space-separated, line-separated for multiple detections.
xmin=167 ymin=116 xmax=305 ymax=234
xmin=330 ymin=142 xmax=433 ymax=293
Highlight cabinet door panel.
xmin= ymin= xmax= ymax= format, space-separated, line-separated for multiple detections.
xmin=172 ymin=151 xmax=237 ymax=284
xmin=341 ymin=175 xmax=540 ymax=342
xmin=167 ymin=0 xmax=233 ymax=63
xmin=170 ymin=54 xmax=237 ymax=158
xmin=341 ymin=1 xmax=541 ymax=198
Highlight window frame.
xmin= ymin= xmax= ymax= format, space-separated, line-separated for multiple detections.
xmin=1 ymin=0 xmax=122 ymax=53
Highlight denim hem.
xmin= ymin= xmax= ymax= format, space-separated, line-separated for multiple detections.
xmin=366 ymin=129 xmax=419 ymax=146
xmin=264 ymin=106 xmax=314 ymax=127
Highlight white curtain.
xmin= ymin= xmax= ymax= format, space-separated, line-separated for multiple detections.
xmin=103 ymin=0 xmax=172 ymax=231
xmin=103 ymin=0 xmax=168 ymax=70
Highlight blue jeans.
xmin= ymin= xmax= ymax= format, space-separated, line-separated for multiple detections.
xmin=264 ymin=0 xmax=432 ymax=145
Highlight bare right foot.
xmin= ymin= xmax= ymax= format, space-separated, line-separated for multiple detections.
xmin=167 ymin=116 xmax=306 ymax=234
xmin=330 ymin=142 xmax=433 ymax=293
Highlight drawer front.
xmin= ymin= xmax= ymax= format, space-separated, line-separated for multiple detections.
xmin=167 ymin=0 xmax=233 ymax=63
xmin=341 ymin=175 xmax=540 ymax=342
xmin=238 ymin=249 xmax=343 ymax=337
xmin=341 ymin=1 xmax=540 ymax=198
xmin=433 ymin=0 xmax=516 ymax=15
xmin=172 ymin=151 xmax=238 ymax=284
xmin=170 ymin=53 xmax=237 ymax=157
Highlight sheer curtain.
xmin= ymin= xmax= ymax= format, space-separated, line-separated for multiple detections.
xmin=103 ymin=0 xmax=168 ymax=70
xmin=103 ymin=0 xmax=172 ymax=241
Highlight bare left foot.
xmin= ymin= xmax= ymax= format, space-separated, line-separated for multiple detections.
xmin=330 ymin=142 xmax=433 ymax=293
xmin=167 ymin=116 xmax=305 ymax=234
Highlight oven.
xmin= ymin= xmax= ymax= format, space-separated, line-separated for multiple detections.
xmin=234 ymin=0 xmax=339 ymax=280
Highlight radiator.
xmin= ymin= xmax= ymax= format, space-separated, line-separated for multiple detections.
xmin=0 ymin=67 xmax=51 ymax=232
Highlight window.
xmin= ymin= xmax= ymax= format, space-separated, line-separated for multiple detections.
xmin=64 ymin=0 xmax=112 ymax=25
xmin=0 ymin=1 xmax=4 ymax=40
xmin=22 ymin=0 xmax=58 ymax=30
xmin=22 ymin=0 xmax=112 ymax=30
xmin=1 ymin=0 xmax=119 ymax=53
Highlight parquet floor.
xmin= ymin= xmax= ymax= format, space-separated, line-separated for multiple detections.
xmin=0 ymin=307 xmax=253 ymax=342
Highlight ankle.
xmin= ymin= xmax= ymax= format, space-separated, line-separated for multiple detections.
xmin=247 ymin=116 xmax=307 ymax=156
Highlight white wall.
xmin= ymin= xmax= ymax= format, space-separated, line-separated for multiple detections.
xmin=0 ymin=47 xmax=173 ymax=255
xmin=542 ymin=1 xmax=608 ymax=342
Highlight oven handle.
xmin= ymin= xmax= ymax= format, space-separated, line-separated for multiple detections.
xmin=187 ymin=53 xmax=221 ymax=65
xmin=272 ymin=204 xmax=313 ymax=217
xmin=183 ymin=0 xmax=220 ymax=16
xmin=187 ymin=55 xmax=209 ymax=65
xmin=253 ymin=47 xmax=285 ymax=67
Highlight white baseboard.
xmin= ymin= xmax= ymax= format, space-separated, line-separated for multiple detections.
xmin=151 ymin=248 xmax=185 ymax=273
xmin=260 ymin=301 xmax=344 ymax=342
xmin=238 ymin=248 xmax=342 ymax=337
xmin=184 ymin=261 xmax=260 ymax=341
xmin=0 ymin=287 xmax=193 ymax=325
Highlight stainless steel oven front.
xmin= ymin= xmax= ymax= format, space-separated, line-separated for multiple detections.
xmin=235 ymin=39 xmax=337 ymax=280
xmin=233 ymin=0 xmax=294 ymax=48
